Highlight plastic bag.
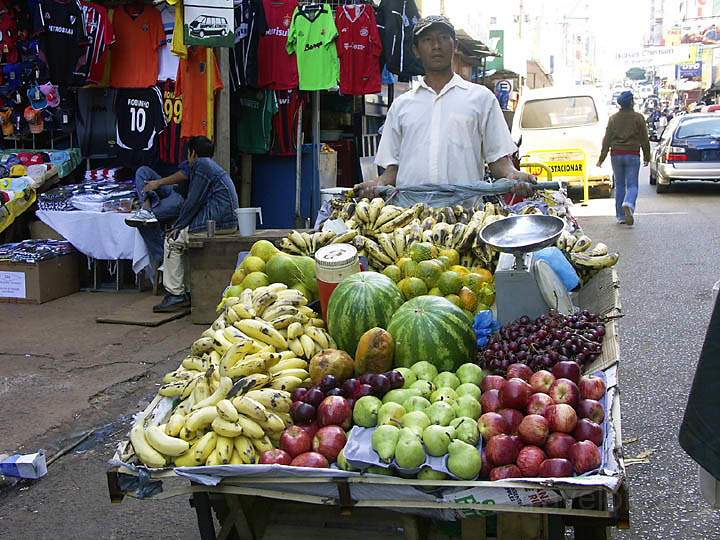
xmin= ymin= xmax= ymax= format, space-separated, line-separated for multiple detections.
xmin=378 ymin=181 xmax=518 ymax=209
xmin=473 ymin=310 xmax=500 ymax=348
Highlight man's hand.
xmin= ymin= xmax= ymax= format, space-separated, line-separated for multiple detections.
xmin=506 ymin=169 xmax=537 ymax=198
xmin=143 ymin=179 xmax=163 ymax=193
xmin=596 ymin=160 xmax=603 ymax=168
xmin=353 ymin=180 xmax=380 ymax=199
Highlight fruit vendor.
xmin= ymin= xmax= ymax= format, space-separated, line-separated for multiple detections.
xmin=354 ymin=16 xmax=535 ymax=197
xmin=151 ymin=137 xmax=240 ymax=313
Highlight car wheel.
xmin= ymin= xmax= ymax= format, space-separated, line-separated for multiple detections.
xmin=656 ymin=182 xmax=669 ymax=194
xmin=649 ymin=171 xmax=657 ymax=185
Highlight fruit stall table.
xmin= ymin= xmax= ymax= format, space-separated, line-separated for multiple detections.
xmin=187 ymin=230 xmax=310 ymax=325
xmin=107 ymin=269 xmax=628 ymax=540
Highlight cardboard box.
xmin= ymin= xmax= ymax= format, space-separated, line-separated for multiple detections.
xmin=0 ymin=253 xmax=80 ymax=304
xmin=29 ymin=220 xmax=66 ymax=241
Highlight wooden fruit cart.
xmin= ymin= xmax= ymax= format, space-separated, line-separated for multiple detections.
xmin=107 ymin=269 xmax=628 ymax=540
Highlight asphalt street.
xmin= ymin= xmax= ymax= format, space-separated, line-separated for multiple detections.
xmin=574 ymin=168 xmax=720 ymax=538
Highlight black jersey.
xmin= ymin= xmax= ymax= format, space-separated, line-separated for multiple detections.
xmin=33 ymin=0 xmax=87 ymax=85
xmin=229 ymin=0 xmax=264 ymax=90
xmin=115 ymin=86 xmax=166 ymax=151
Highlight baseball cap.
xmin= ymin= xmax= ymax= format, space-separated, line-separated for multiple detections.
xmin=39 ymin=83 xmax=59 ymax=107
xmin=27 ymin=163 xmax=47 ymax=180
xmin=10 ymin=164 xmax=28 ymax=177
xmin=24 ymin=106 xmax=43 ymax=134
xmin=413 ymin=15 xmax=456 ymax=40
xmin=27 ymin=85 xmax=47 ymax=110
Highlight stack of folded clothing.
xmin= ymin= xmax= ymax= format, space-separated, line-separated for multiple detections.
xmin=0 ymin=239 xmax=75 ymax=263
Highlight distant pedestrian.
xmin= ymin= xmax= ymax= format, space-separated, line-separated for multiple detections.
xmin=597 ymin=91 xmax=651 ymax=226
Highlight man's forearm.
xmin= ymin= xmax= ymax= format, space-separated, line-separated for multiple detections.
xmin=377 ymin=165 xmax=398 ymax=187
xmin=488 ymin=156 xmax=518 ymax=179
xmin=158 ymin=170 xmax=188 ymax=186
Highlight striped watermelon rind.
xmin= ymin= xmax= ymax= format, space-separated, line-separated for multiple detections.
xmin=327 ymin=272 xmax=405 ymax=356
xmin=387 ymin=295 xmax=476 ymax=373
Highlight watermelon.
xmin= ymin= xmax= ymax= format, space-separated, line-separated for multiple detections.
xmin=387 ymin=295 xmax=476 ymax=372
xmin=327 ymin=272 xmax=405 ymax=355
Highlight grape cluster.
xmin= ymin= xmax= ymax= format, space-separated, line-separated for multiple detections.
xmin=481 ymin=310 xmax=606 ymax=375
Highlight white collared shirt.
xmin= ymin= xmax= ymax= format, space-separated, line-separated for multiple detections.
xmin=375 ymin=73 xmax=517 ymax=186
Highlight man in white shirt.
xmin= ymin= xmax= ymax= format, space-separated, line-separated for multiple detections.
xmin=356 ymin=16 xmax=534 ymax=196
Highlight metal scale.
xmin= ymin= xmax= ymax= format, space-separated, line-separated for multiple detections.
xmin=480 ymin=214 xmax=575 ymax=325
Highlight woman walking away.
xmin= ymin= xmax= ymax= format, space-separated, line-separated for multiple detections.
xmin=597 ymin=91 xmax=651 ymax=226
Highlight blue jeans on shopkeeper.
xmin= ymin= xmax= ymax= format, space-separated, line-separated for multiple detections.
xmin=610 ymin=154 xmax=640 ymax=221
xmin=134 ymin=166 xmax=185 ymax=265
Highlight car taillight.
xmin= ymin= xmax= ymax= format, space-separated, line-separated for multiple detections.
xmin=666 ymin=146 xmax=688 ymax=162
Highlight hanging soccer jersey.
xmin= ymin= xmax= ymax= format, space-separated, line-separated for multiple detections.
xmin=33 ymin=0 xmax=87 ymax=85
xmin=286 ymin=4 xmax=338 ymax=91
xmin=257 ymin=0 xmax=297 ymax=90
xmin=115 ymin=86 xmax=166 ymax=151
xmin=158 ymin=79 xmax=185 ymax=164
xmin=77 ymin=1 xmax=114 ymax=84
xmin=271 ymin=88 xmax=303 ymax=156
xmin=175 ymin=46 xmax=223 ymax=138
xmin=158 ymin=5 xmax=179 ymax=81
xmin=233 ymin=88 xmax=276 ymax=154
xmin=335 ymin=4 xmax=382 ymax=95
xmin=229 ymin=0 xmax=264 ymax=90
xmin=110 ymin=5 xmax=164 ymax=88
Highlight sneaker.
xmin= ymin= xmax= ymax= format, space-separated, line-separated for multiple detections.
xmin=616 ymin=219 xmax=626 ymax=225
xmin=125 ymin=208 xmax=158 ymax=227
xmin=622 ymin=204 xmax=634 ymax=226
xmin=153 ymin=293 xmax=190 ymax=313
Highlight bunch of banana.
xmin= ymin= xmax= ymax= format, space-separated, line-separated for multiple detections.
xmin=287 ymin=322 xmax=336 ymax=361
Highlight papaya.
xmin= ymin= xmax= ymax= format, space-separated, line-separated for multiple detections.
xmin=355 ymin=327 xmax=395 ymax=375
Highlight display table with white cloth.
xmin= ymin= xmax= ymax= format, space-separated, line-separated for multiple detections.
xmin=36 ymin=210 xmax=150 ymax=274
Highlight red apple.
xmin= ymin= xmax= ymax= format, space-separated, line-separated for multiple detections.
xmin=280 ymin=425 xmax=313 ymax=458
xmin=317 ymin=396 xmax=352 ymax=429
xmin=509 ymin=435 xmax=524 ymax=455
xmin=481 ymin=389 xmax=502 ymax=413
xmin=499 ymin=378 xmax=533 ymax=410
xmin=545 ymin=404 xmax=578 ymax=434
xmin=549 ymin=378 xmax=579 ymax=407
xmin=517 ymin=445 xmax=547 ymax=477
xmin=579 ymin=375 xmax=606 ymax=401
xmin=529 ymin=370 xmax=555 ymax=394
xmin=526 ymin=393 xmax=554 ymax=416
xmin=312 ymin=425 xmax=347 ymax=461
xmin=569 ymin=440 xmax=601 ymax=474
xmin=296 ymin=421 xmax=319 ymax=439
xmin=260 ymin=449 xmax=292 ymax=465
xmin=486 ymin=434 xmax=521 ymax=466
xmin=478 ymin=412 xmax=508 ymax=439
xmin=545 ymin=432 xmax=576 ymax=459
xmin=577 ymin=399 xmax=605 ymax=424
xmin=490 ymin=465 xmax=522 ymax=480
xmin=290 ymin=451 xmax=330 ymax=469
xmin=538 ymin=458 xmax=574 ymax=478
xmin=499 ymin=408 xmax=524 ymax=435
xmin=518 ymin=414 xmax=550 ymax=446
xmin=572 ymin=419 xmax=604 ymax=447
xmin=507 ymin=363 xmax=533 ymax=382
xmin=551 ymin=361 xmax=581 ymax=384
xmin=480 ymin=448 xmax=492 ymax=478
xmin=481 ymin=375 xmax=507 ymax=392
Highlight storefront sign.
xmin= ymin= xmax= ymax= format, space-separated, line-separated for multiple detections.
xmin=184 ymin=0 xmax=234 ymax=47
xmin=0 ymin=271 xmax=26 ymax=298
xmin=486 ymin=30 xmax=504 ymax=71
xmin=616 ymin=45 xmax=693 ymax=67
xmin=677 ymin=62 xmax=703 ymax=78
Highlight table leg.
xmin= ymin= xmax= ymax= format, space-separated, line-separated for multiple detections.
xmin=191 ymin=492 xmax=216 ymax=540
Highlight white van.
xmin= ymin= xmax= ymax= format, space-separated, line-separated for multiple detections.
xmin=511 ymin=87 xmax=614 ymax=197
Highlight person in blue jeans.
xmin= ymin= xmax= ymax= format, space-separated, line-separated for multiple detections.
xmin=597 ymin=91 xmax=651 ymax=226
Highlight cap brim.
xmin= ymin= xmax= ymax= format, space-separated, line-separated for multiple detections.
xmin=415 ymin=22 xmax=455 ymax=38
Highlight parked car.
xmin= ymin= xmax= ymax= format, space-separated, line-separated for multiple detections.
xmin=511 ymin=86 xmax=614 ymax=197
xmin=188 ymin=15 xmax=230 ymax=38
xmin=650 ymin=113 xmax=720 ymax=193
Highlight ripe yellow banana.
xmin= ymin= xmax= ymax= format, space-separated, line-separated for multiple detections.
xmin=236 ymin=414 xmax=265 ymax=439
xmin=234 ymin=435 xmax=258 ymax=464
xmin=268 ymin=358 xmax=308 ymax=375
xmin=130 ymin=420 xmax=166 ymax=468
xmin=162 ymin=369 xmax=196 ymax=384
xmin=232 ymin=395 xmax=269 ymax=422
xmin=230 ymin=303 xmax=255 ymax=321
xmin=570 ymin=252 xmax=619 ymax=268
xmin=277 ymin=412 xmax=292 ymax=426
xmin=276 ymin=289 xmax=308 ymax=305
xmin=158 ymin=380 xmax=190 ymax=398
xmin=260 ymin=412 xmax=286 ymax=433
xmin=288 ymin=338 xmax=305 ymax=357
xmin=262 ymin=304 xmax=300 ymax=322
xmin=572 ymin=235 xmax=592 ymax=253
xmin=192 ymin=377 xmax=211 ymax=403
xmin=191 ymin=337 xmax=215 ymax=356
xmin=174 ymin=395 xmax=195 ymax=416
xmin=173 ymin=449 xmax=198 ymax=467
xmin=211 ymin=417 xmax=243 ymax=437
xmin=213 ymin=330 xmax=234 ymax=352
xmin=165 ymin=413 xmax=186 ymax=437
xmin=145 ymin=425 xmax=190 ymax=457
xmin=182 ymin=355 xmax=206 ymax=371
xmin=231 ymin=373 xmax=271 ymax=395
xmin=178 ymin=426 xmax=197 ymax=442
xmin=287 ymin=322 xmax=303 ymax=340
xmin=216 ymin=399 xmax=240 ymax=422
xmin=225 ymin=357 xmax=266 ymax=379
xmin=271 ymin=368 xmax=309 ymax=380
xmin=269 ymin=375 xmax=304 ymax=392
xmin=244 ymin=389 xmax=292 ymax=413
xmin=297 ymin=305 xmax=316 ymax=318
xmin=192 ymin=376 xmax=233 ymax=410
xmin=300 ymin=334 xmax=317 ymax=359
xmin=219 ymin=339 xmax=257 ymax=376
xmin=229 ymin=449 xmax=244 ymax=465
xmin=186 ymin=406 xmax=219 ymax=432
xmin=235 ymin=319 xmax=287 ymax=349
xmin=252 ymin=435 xmax=274 ymax=453
xmin=309 ymin=318 xmax=325 ymax=328
xmin=215 ymin=436 xmax=234 ymax=464
xmin=304 ymin=326 xmax=329 ymax=349
xmin=205 ymin=448 xmax=223 ymax=466
xmin=252 ymin=291 xmax=278 ymax=316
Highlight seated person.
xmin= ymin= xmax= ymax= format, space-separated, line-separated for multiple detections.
xmin=153 ymin=137 xmax=240 ymax=313
xmin=125 ymin=164 xmax=188 ymax=227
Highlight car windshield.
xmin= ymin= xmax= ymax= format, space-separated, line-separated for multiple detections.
xmin=675 ymin=117 xmax=720 ymax=139
xmin=521 ymin=96 xmax=599 ymax=129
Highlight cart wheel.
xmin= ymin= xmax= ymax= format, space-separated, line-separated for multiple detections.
xmin=656 ymin=182 xmax=670 ymax=193
xmin=649 ymin=171 xmax=657 ymax=185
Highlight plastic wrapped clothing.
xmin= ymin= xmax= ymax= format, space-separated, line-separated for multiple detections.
xmin=473 ymin=310 xmax=499 ymax=348
xmin=680 ymin=292 xmax=720 ymax=480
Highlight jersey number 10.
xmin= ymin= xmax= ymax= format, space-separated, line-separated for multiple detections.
xmin=130 ymin=107 xmax=147 ymax=132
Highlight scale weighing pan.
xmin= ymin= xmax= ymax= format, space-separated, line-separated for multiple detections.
xmin=480 ymin=215 xmax=565 ymax=267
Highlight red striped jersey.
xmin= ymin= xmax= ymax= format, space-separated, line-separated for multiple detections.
xmin=335 ymin=4 xmax=382 ymax=96
xmin=77 ymin=1 xmax=114 ymax=84
xmin=271 ymin=88 xmax=303 ymax=156
xmin=257 ymin=0 xmax=298 ymax=90
xmin=158 ymin=79 xmax=185 ymax=164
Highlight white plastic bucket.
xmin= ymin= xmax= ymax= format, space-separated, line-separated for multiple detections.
xmin=236 ymin=207 xmax=263 ymax=236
